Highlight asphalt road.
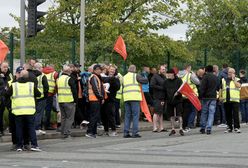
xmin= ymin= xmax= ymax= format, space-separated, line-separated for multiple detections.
xmin=1 ymin=126 xmax=248 ymax=168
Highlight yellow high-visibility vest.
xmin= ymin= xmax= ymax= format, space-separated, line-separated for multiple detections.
xmin=37 ymin=73 xmax=45 ymax=99
xmin=45 ymin=72 xmax=56 ymax=93
xmin=222 ymin=78 xmax=240 ymax=103
xmin=181 ymin=72 xmax=198 ymax=97
xmin=11 ymin=82 xmax=35 ymax=116
xmin=57 ymin=75 xmax=73 ymax=103
xmin=7 ymin=73 xmax=13 ymax=87
xmin=123 ymin=72 xmax=142 ymax=102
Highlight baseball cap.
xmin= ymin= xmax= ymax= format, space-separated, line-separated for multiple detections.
xmin=16 ymin=66 xmax=24 ymax=73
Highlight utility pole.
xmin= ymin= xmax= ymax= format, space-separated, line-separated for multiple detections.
xmin=80 ymin=0 xmax=85 ymax=70
xmin=20 ymin=0 xmax=26 ymax=65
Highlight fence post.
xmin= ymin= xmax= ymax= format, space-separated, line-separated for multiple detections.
xmin=8 ymin=32 xmax=14 ymax=73
xmin=71 ymin=38 xmax=76 ymax=64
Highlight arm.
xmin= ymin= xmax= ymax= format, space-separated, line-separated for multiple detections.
xmin=150 ymin=75 xmax=164 ymax=91
xmin=199 ymin=77 xmax=207 ymax=99
xmin=34 ymin=85 xmax=41 ymax=98
xmin=136 ymin=74 xmax=148 ymax=84
xmin=190 ymin=72 xmax=200 ymax=85
xmin=69 ymin=78 xmax=78 ymax=102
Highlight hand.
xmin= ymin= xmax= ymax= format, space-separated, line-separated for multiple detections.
xmin=161 ymin=101 xmax=165 ymax=106
xmin=101 ymin=100 xmax=105 ymax=104
xmin=0 ymin=74 xmax=4 ymax=77
xmin=174 ymin=92 xmax=179 ymax=96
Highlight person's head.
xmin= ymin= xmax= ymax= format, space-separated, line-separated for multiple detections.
xmin=128 ymin=65 xmax=136 ymax=73
xmin=15 ymin=66 xmax=24 ymax=79
xmin=197 ymin=68 xmax=205 ymax=78
xmin=28 ymin=59 xmax=36 ymax=67
xmin=222 ymin=64 xmax=228 ymax=69
xmin=166 ymin=69 xmax=175 ymax=79
xmin=185 ymin=64 xmax=192 ymax=72
xmin=88 ymin=65 xmax=94 ymax=73
xmin=0 ymin=62 xmax=9 ymax=74
xmin=228 ymin=68 xmax=236 ymax=79
xmin=20 ymin=70 xmax=29 ymax=79
xmin=74 ymin=63 xmax=81 ymax=72
xmin=93 ymin=64 xmax=102 ymax=75
xmin=62 ymin=64 xmax=72 ymax=75
xmin=68 ymin=64 xmax=76 ymax=73
xmin=23 ymin=63 xmax=32 ymax=70
xmin=213 ymin=65 xmax=219 ymax=75
xmin=205 ymin=65 xmax=214 ymax=73
xmin=239 ymin=69 xmax=246 ymax=78
xmin=158 ymin=65 xmax=166 ymax=75
xmin=101 ymin=64 xmax=108 ymax=74
xmin=143 ymin=66 xmax=150 ymax=74
xmin=34 ymin=62 xmax=43 ymax=72
xmin=108 ymin=65 xmax=117 ymax=77
xmin=150 ymin=67 xmax=157 ymax=74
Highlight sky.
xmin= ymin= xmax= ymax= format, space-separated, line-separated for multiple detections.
xmin=0 ymin=0 xmax=188 ymax=40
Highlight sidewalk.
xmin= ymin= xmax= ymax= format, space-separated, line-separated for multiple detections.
xmin=0 ymin=121 xmax=167 ymax=143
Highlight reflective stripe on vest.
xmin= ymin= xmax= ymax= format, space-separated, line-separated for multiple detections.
xmin=11 ymin=82 xmax=35 ymax=116
xmin=57 ymin=75 xmax=73 ymax=103
xmin=8 ymin=73 xmax=13 ymax=87
xmin=45 ymin=72 xmax=56 ymax=93
xmin=123 ymin=72 xmax=142 ymax=102
xmin=181 ymin=72 xmax=198 ymax=97
xmin=222 ymin=78 xmax=240 ymax=103
xmin=37 ymin=73 xmax=45 ymax=99
xmin=88 ymin=74 xmax=103 ymax=101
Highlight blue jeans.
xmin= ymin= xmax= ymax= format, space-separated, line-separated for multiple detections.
xmin=187 ymin=103 xmax=196 ymax=128
xmin=35 ymin=98 xmax=46 ymax=130
xmin=240 ymin=99 xmax=248 ymax=123
xmin=200 ymin=99 xmax=217 ymax=130
xmin=124 ymin=101 xmax=140 ymax=136
xmin=15 ymin=115 xmax=38 ymax=148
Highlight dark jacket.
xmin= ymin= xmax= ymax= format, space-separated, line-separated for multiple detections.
xmin=33 ymin=70 xmax=49 ymax=99
xmin=150 ymin=73 xmax=166 ymax=100
xmin=6 ymin=77 xmax=41 ymax=98
xmin=240 ymin=77 xmax=248 ymax=84
xmin=102 ymin=76 xmax=120 ymax=102
xmin=90 ymin=73 xmax=105 ymax=101
xmin=27 ymin=69 xmax=38 ymax=88
xmin=199 ymin=72 xmax=218 ymax=99
xmin=164 ymin=76 xmax=183 ymax=105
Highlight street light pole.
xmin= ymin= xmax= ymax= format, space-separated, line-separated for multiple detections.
xmin=20 ymin=0 xmax=26 ymax=66
xmin=80 ymin=0 xmax=85 ymax=70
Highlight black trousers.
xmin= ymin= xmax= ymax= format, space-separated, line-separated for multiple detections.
xmin=182 ymin=99 xmax=191 ymax=129
xmin=74 ymin=98 xmax=84 ymax=126
xmin=87 ymin=101 xmax=101 ymax=135
xmin=114 ymin=100 xmax=121 ymax=125
xmin=102 ymin=101 xmax=116 ymax=132
xmin=224 ymin=102 xmax=240 ymax=130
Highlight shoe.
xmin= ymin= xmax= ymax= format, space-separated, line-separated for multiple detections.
xmin=109 ymin=131 xmax=118 ymax=137
xmin=62 ymin=134 xmax=72 ymax=139
xmin=234 ymin=128 xmax=241 ymax=133
xmin=183 ymin=128 xmax=191 ymax=133
xmin=132 ymin=134 xmax=142 ymax=138
xmin=82 ymin=120 xmax=90 ymax=125
xmin=152 ymin=129 xmax=158 ymax=132
xmin=224 ymin=129 xmax=232 ymax=133
xmin=16 ymin=148 xmax=23 ymax=152
xmin=97 ymin=125 xmax=104 ymax=130
xmin=23 ymin=145 xmax=30 ymax=151
xmin=206 ymin=130 xmax=211 ymax=135
xmin=30 ymin=146 xmax=42 ymax=152
xmin=200 ymin=128 xmax=205 ymax=134
xmin=85 ymin=133 xmax=96 ymax=138
xmin=179 ymin=129 xmax=184 ymax=136
xmin=123 ymin=134 xmax=131 ymax=138
xmin=159 ymin=129 xmax=168 ymax=132
xmin=36 ymin=130 xmax=46 ymax=135
xmin=116 ymin=125 xmax=121 ymax=128
xmin=217 ymin=124 xmax=227 ymax=128
xmin=169 ymin=130 xmax=176 ymax=136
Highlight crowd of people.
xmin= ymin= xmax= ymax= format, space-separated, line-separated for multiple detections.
xmin=0 ymin=59 xmax=248 ymax=152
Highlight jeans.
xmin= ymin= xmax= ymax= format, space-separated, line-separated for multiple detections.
xmin=240 ymin=99 xmax=248 ymax=123
xmin=35 ymin=98 xmax=46 ymax=130
xmin=45 ymin=96 xmax=54 ymax=128
xmin=15 ymin=115 xmax=38 ymax=148
xmin=124 ymin=101 xmax=140 ymax=136
xmin=200 ymin=99 xmax=217 ymax=130
xmin=188 ymin=105 xmax=196 ymax=128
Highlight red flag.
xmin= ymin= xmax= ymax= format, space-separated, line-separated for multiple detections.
xmin=140 ymin=86 xmax=152 ymax=122
xmin=178 ymin=82 xmax=202 ymax=111
xmin=113 ymin=35 xmax=127 ymax=60
xmin=0 ymin=40 xmax=9 ymax=63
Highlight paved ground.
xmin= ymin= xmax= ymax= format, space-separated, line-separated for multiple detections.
xmin=1 ymin=125 xmax=248 ymax=168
